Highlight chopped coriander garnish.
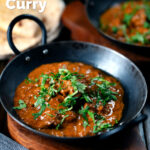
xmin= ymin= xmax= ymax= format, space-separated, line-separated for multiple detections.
xmin=34 ymin=96 xmax=45 ymax=107
xmin=56 ymin=115 xmax=69 ymax=130
xmin=115 ymin=119 xmax=118 ymax=124
xmin=144 ymin=21 xmax=150 ymax=28
xmin=123 ymin=3 xmax=141 ymax=26
xmin=144 ymin=4 xmax=150 ymax=21
xmin=91 ymin=77 xmax=118 ymax=105
xmin=25 ymin=77 xmax=38 ymax=84
xmin=46 ymin=113 xmax=55 ymax=117
xmin=88 ymin=111 xmax=95 ymax=124
xmin=82 ymin=93 xmax=92 ymax=103
xmin=13 ymin=100 xmax=26 ymax=110
xmin=130 ymin=32 xmax=145 ymax=44
xmin=79 ymin=106 xmax=112 ymax=133
xmin=93 ymin=122 xmax=112 ymax=133
xmin=33 ymin=94 xmax=47 ymax=119
xmin=61 ymin=91 xmax=78 ymax=107
xmin=40 ymin=74 xmax=49 ymax=89
xmin=48 ymin=84 xmax=58 ymax=99
xmin=71 ymin=76 xmax=87 ymax=93
xmin=112 ymin=26 xmax=118 ymax=33
xmin=123 ymin=13 xmax=133 ymax=26
xmin=32 ymin=103 xmax=46 ymax=119
xmin=25 ymin=77 xmax=33 ymax=84
xmin=59 ymin=106 xmax=73 ymax=114
xmin=83 ymin=120 xmax=89 ymax=128
xmin=79 ymin=106 xmax=89 ymax=127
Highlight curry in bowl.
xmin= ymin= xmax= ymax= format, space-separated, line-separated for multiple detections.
xmin=13 ymin=62 xmax=124 ymax=137
xmin=100 ymin=1 xmax=150 ymax=46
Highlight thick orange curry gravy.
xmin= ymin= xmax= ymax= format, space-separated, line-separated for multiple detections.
xmin=14 ymin=62 xmax=124 ymax=137
xmin=100 ymin=1 xmax=150 ymax=46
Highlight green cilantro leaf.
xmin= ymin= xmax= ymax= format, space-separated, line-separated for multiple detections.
xmin=46 ymin=113 xmax=55 ymax=117
xmin=34 ymin=96 xmax=45 ymax=107
xmin=144 ymin=21 xmax=150 ymax=28
xmin=25 ymin=77 xmax=38 ymax=84
xmin=93 ymin=121 xmax=112 ymax=133
xmin=88 ymin=111 xmax=95 ymax=124
xmin=82 ymin=93 xmax=92 ymax=103
xmin=112 ymin=26 xmax=118 ymax=33
xmin=56 ymin=115 xmax=69 ymax=130
xmin=40 ymin=74 xmax=49 ymax=88
xmin=32 ymin=103 xmax=46 ymax=119
xmin=79 ymin=106 xmax=89 ymax=127
xmin=71 ymin=78 xmax=87 ymax=93
xmin=123 ymin=13 xmax=133 ymax=26
xmin=59 ymin=106 xmax=73 ymax=114
xmin=145 ymin=4 xmax=150 ymax=21
xmin=13 ymin=100 xmax=26 ymax=110
xmin=61 ymin=91 xmax=78 ymax=107
xmin=115 ymin=119 xmax=118 ymax=124
xmin=130 ymin=32 xmax=145 ymax=44
xmin=48 ymin=84 xmax=58 ymax=99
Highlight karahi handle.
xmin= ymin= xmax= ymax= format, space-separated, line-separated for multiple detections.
xmin=7 ymin=14 xmax=47 ymax=55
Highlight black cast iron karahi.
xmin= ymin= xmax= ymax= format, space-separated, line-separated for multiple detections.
xmin=83 ymin=0 xmax=150 ymax=54
xmin=0 ymin=14 xmax=148 ymax=142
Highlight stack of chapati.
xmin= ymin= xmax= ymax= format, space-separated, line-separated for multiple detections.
xmin=0 ymin=0 xmax=65 ymax=59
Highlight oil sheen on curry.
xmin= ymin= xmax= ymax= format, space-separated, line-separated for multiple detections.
xmin=100 ymin=1 xmax=150 ymax=46
xmin=14 ymin=62 xmax=124 ymax=137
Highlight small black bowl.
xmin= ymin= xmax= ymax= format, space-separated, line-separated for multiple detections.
xmin=85 ymin=0 xmax=150 ymax=55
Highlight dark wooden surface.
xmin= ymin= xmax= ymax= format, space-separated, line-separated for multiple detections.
xmin=0 ymin=1 xmax=150 ymax=149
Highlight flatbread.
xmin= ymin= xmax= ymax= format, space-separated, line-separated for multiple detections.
xmin=0 ymin=30 xmax=41 ymax=59
xmin=0 ymin=0 xmax=65 ymax=59
xmin=0 ymin=0 xmax=65 ymax=37
xmin=0 ymin=25 xmax=62 ymax=59
xmin=0 ymin=1 xmax=44 ymax=37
